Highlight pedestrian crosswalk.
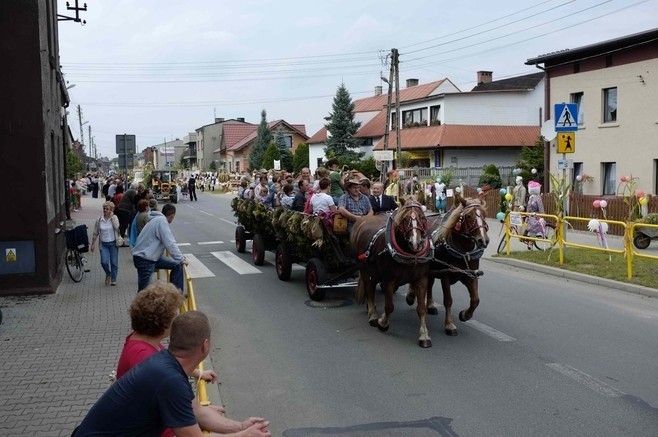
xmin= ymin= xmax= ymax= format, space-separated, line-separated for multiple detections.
xmin=180 ymin=242 xmax=304 ymax=278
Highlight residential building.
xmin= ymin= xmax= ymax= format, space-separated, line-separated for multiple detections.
xmin=526 ymin=28 xmax=658 ymax=195
xmin=148 ymin=139 xmax=185 ymax=170
xmin=309 ymin=73 xmax=544 ymax=173
xmin=214 ymin=120 xmax=308 ymax=174
xmin=196 ymin=117 xmax=251 ymax=171
xmin=1 ymin=1 xmax=70 ymax=295
xmin=182 ymin=132 xmax=197 ymax=169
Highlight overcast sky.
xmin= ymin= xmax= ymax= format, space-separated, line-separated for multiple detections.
xmin=58 ymin=0 xmax=658 ymax=159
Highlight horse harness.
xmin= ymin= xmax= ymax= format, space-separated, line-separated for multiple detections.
xmin=358 ymin=205 xmax=434 ymax=265
xmin=432 ymin=205 xmax=486 ymax=276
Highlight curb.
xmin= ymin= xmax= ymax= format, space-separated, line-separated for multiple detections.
xmin=484 ymin=257 xmax=658 ymax=299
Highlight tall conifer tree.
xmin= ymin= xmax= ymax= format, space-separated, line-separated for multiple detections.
xmin=324 ymin=83 xmax=362 ymax=162
xmin=248 ymin=109 xmax=272 ymax=170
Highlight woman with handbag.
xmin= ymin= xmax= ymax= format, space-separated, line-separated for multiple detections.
xmin=90 ymin=201 xmax=122 ymax=286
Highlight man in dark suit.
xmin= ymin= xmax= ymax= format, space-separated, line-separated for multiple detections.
xmin=187 ymin=175 xmax=197 ymax=201
xmin=370 ymin=181 xmax=397 ymax=213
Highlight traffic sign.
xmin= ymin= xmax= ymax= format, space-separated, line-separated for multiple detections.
xmin=557 ymin=132 xmax=576 ymax=153
xmin=116 ymin=134 xmax=136 ymax=154
xmin=555 ymin=104 xmax=578 ymax=132
xmin=557 ymin=159 xmax=574 ymax=170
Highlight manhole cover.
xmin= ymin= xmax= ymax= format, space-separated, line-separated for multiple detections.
xmin=305 ymin=298 xmax=352 ymax=308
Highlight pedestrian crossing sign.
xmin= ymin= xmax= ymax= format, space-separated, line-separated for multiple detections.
xmin=557 ymin=132 xmax=576 ymax=153
xmin=555 ymin=103 xmax=578 ymax=132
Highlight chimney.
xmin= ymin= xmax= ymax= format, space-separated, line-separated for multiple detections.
xmin=477 ymin=71 xmax=493 ymax=84
xmin=406 ymin=78 xmax=419 ymax=88
xmin=236 ymin=117 xmax=245 ymax=122
xmin=374 ymin=85 xmax=383 ymax=96
xmin=215 ymin=117 xmax=225 ymax=123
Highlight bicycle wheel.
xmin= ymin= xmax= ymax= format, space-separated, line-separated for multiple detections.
xmin=534 ymin=224 xmax=557 ymax=251
xmin=66 ymin=249 xmax=84 ymax=282
xmin=496 ymin=226 xmax=518 ymax=254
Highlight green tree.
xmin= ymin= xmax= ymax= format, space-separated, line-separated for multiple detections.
xmin=249 ymin=109 xmax=272 ymax=171
xmin=293 ymin=143 xmax=309 ymax=174
xmin=275 ymin=125 xmax=293 ymax=171
xmin=177 ymin=153 xmax=188 ymax=170
xmin=515 ymin=137 xmax=545 ymax=183
xmin=261 ymin=142 xmax=281 ymax=170
xmin=479 ymin=164 xmax=502 ymax=188
xmin=66 ymin=148 xmax=83 ymax=179
xmin=351 ymin=156 xmax=380 ymax=180
xmin=208 ymin=160 xmax=217 ymax=171
xmin=324 ymin=83 xmax=362 ymax=161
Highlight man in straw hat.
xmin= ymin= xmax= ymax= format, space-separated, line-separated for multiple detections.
xmin=337 ymin=177 xmax=373 ymax=230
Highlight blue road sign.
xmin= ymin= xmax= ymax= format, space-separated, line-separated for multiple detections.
xmin=554 ymin=103 xmax=578 ymax=132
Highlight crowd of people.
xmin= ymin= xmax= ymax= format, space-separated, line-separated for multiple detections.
xmin=72 ymin=171 xmax=271 ymax=435
xmin=236 ymin=162 xmax=403 ymax=232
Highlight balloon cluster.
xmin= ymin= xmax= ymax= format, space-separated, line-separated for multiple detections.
xmin=592 ymin=199 xmax=608 ymax=209
xmin=575 ymin=172 xmax=589 ymax=182
xmin=511 ymin=168 xmax=523 ymax=176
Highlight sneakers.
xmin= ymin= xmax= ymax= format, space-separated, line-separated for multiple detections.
xmin=105 ymin=276 xmax=111 ymax=286
xmin=111 ymin=281 xmax=117 ymax=286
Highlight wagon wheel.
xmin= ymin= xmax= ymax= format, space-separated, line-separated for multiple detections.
xmin=252 ymin=234 xmax=265 ymax=266
xmin=235 ymin=225 xmax=246 ymax=253
xmin=305 ymin=258 xmax=327 ymax=301
xmin=633 ymin=232 xmax=651 ymax=249
xmin=275 ymin=244 xmax=292 ymax=281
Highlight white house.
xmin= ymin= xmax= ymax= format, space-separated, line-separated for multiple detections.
xmin=526 ymin=28 xmax=658 ymax=195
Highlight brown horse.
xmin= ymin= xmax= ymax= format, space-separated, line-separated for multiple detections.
xmin=351 ymin=200 xmax=435 ymax=347
xmin=409 ymin=196 xmax=489 ymax=337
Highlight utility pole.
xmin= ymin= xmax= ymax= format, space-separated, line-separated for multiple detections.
xmin=88 ymin=125 xmax=92 ymax=159
xmin=393 ymin=48 xmax=402 ymax=170
xmin=381 ymin=50 xmax=395 ymax=182
xmin=77 ymin=104 xmax=85 ymax=146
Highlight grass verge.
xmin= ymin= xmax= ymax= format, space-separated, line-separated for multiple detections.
xmin=495 ymin=248 xmax=658 ymax=289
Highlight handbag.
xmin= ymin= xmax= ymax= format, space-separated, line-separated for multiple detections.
xmin=116 ymin=235 xmax=124 ymax=247
xmin=333 ymin=214 xmax=348 ymax=234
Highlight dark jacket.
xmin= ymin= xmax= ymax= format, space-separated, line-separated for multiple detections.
xmin=369 ymin=194 xmax=397 ymax=213
xmin=292 ymin=191 xmax=306 ymax=212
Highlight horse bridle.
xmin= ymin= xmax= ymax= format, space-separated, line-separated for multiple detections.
xmin=396 ymin=203 xmax=428 ymax=241
xmin=452 ymin=204 xmax=488 ymax=241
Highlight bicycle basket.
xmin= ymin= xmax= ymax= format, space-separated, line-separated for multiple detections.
xmin=65 ymin=224 xmax=89 ymax=252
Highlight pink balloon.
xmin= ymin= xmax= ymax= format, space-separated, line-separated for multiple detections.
xmin=593 ymin=200 xmax=601 ymax=208
xmin=600 ymin=200 xmax=608 ymax=208
xmin=620 ymin=176 xmax=629 ymax=182
xmin=636 ymin=189 xmax=645 ymax=198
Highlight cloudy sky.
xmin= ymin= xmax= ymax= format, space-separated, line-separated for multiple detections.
xmin=58 ymin=0 xmax=658 ymax=159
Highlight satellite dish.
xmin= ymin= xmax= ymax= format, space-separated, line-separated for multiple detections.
xmin=541 ymin=119 xmax=557 ymax=141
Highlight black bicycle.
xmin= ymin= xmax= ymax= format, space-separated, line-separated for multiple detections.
xmin=64 ymin=224 xmax=90 ymax=282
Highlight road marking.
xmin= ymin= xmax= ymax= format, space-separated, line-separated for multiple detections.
xmin=200 ymin=210 xmax=214 ymax=216
xmin=220 ymin=218 xmax=236 ymax=226
xmin=467 ymin=320 xmax=516 ymax=342
xmin=183 ymin=254 xmax=215 ymax=278
xmin=263 ymin=252 xmax=304 ymax=271
xmin=178 ymin=243 xmax=192 ymax=246
xmin=546 ymin=363 xmax=625 ymax=398
xmin=211 ymin=251 xmax=261 ymax=274
xmin=198 ymin=241 xmax=224 ymax=245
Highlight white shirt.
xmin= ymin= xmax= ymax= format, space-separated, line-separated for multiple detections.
xmin=310 ymin=192 xmax=335 ymax=214
xmin=99 ymin=216 xmax=116 ymax=243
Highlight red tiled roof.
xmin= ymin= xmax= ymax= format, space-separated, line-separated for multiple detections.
xmin=223 ymin=124 xmax=257 ymax=150
xmin=355 ymin=110 xmax=387 ymax=138
xmin=373 ymin=125 xmax=540 ymax=150
xmin=353 ymin=79 xmax=448 ymax=112
xmin=227 ymin=120 xmax=308 ymax=152
xmin=307 ymin=126 xmax=327 ymax=144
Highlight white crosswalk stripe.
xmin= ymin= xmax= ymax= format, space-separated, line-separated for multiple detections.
xmin=198 ymin=241 xmax=224 ymax=245
xmin=211 ymin=251 xmax=261 ymax=274
xmin=263 ymin=252 xmax=304 ymax=271
xmin=183 ymin=254 xmax=215 ymax=278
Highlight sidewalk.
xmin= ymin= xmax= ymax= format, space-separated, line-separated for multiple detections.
xmin=0 ymin=195 xmax=220 ymax=436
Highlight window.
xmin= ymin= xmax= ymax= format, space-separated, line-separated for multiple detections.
xmin=284 ymin=135 xmax=293 ymax=148
xmin=401 ymin=108 xmax=428 ymax=127
xmin=570 ymin=92 xmax=584 ymax=125
xmin=361 ymin=138 xmax=373 ymax=146
xmin=602 ymin=162 xmax=616 ymax=195
xmin=235 ymin=160 xmax=240 ymax=173
xmin=603 ymin=87 xmax=617 ymax=123
xmin=391 ymin=112 xmax=397 ymax=129
xmin=430 ymin=105 xmax=441 ymax=125
xmin=572 ymin=162 xmax=583 ymax=192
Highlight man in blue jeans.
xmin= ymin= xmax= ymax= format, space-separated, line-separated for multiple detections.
xmin=132 ymin=203 xmax=188 ymax=293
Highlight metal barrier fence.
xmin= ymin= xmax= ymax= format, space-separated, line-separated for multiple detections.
xmin=501 ymin=214 xmax=657 ymax=279
xmin=157 ymin=264 xmax=212 ymax=409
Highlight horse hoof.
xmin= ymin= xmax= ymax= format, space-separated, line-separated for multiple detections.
xmin=377 ymin=322 xmax=389 ymax=332
xmin=418 ymin=339 xmax=432 ymax=348
xmin=459 ymin=310 xmax=469 ymax=322
xmin=405 ymin=295 xmax=415 ymax=306
xmin=427 ymin=307 xmax=439 ymax=315
xmin=369 ymin=319 xmax=378 ymax=327
xmin=445 ymin=328 xmax=458 ymax=336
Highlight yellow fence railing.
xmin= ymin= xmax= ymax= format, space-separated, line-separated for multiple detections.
xmin=501 ymin=214 xmax=656 ymax=280
xmin=157 ymin=259 xmax=211 ymax=410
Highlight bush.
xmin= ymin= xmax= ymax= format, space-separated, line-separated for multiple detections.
xmin=479 ymin=173 xmax=502 ymax=189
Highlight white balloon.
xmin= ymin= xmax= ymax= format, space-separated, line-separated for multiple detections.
xmin=600 ymin=200 xmax=608 ymax=208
